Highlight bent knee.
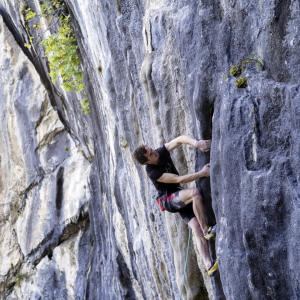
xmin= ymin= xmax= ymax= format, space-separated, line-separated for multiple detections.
xmin=192 ymin=187 xmax=201 ymax=199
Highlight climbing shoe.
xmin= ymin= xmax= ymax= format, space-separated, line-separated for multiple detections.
xmin=204 ymin=224 xmax=217 ymax=240
xmin=207 ymin=259 xmax=218 ymax=277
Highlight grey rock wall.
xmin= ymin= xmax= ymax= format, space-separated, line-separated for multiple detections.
xmin=0 ymin=0 xmax=300 ymax=299
xmin=0 ymin=12 xmax=92 ymax=299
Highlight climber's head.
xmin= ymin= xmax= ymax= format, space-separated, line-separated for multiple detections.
xmin=133 ymin=145 xmax=159 ymax=165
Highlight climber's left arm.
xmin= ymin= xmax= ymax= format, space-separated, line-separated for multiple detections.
xmin=164 ymin=135 xmax=211 ymax=152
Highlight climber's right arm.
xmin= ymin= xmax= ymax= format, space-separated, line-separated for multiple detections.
xmin=157 ymin=164 xmax=210 ymax=184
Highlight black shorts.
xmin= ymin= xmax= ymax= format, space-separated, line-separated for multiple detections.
xmin=157 ymin=191 xmax=195 ymax=224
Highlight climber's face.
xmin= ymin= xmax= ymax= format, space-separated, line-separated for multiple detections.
xmin=144 ymin=146 xmax=159 ymax=165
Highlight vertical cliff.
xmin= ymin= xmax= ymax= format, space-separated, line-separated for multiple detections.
xmin=0 ymin=0 xmax=299 ymax=299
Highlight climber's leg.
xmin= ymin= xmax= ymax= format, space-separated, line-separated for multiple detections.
xmin=188 ymin=217 xmax=212 ymax=270
xmin=178 ymin=188 xmax=209 ymax=236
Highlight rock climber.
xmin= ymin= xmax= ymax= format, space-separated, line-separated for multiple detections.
xmin=133 ymin=135 xmax=218 ymax=276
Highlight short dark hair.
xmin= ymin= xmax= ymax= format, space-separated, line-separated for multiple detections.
xmin=133 ymin=145 xmax=148 ymax=165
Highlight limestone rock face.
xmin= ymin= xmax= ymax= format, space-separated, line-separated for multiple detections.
xmin=0 ymin=14 xmax=92 ymax=299
xmin=0 ymin=0 xmax=300 ymax=299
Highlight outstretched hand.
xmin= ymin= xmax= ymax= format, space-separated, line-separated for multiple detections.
xmin=195 ymin=140 xmax=211 ymax=152
xmin=201 ymin=163 xmax=210 ymax=177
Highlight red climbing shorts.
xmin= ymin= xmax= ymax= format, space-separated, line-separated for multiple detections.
xmin=156 ymin=191 xmax=195 ymax=224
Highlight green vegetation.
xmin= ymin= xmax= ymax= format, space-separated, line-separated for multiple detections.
xmin=81 ymin=98 xmax=90 ymax=115
xmin=247 ymin=52 xmax=265 ymax=71
xmin=24 ymin=7 xmax=36 ymax=20
xmin=40 ymin=16 xmax=84 ymax=93
xmin=22 ymin=1 xmax=90 ymax=114
xmin=14 ymin=273 xmax=28 ymax=287
xmin=20 ymin=3 xmax=29 ymax=15
xmin=229 ymin=65 xmax=242 ymax=77
xmin=64 ymin=147 xmax=68 ymax=151
xmin=235 ymin=77 xmax=247 ymax=88
xmin=223 ymin=52 xmax=265 ymax=89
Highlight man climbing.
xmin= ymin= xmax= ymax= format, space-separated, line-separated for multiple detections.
xmin=133 ymin=135 xmax=218 ymax=277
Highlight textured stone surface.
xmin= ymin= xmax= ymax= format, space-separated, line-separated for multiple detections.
xmin=8 ymin=225 xmax=91 ymax=300
xmin=0 ymin=0 xmax=300 ymax=299
xmin=212 ymin=79 xmax=300 ymax=299
xmin=0 ymin=13 xmax=92 ymax=299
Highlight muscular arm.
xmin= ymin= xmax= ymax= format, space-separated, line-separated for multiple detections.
xmin=165 ymin=135 xmax=211 ymax=152
xmin=157 ymin=164 xmax=210 ymax=184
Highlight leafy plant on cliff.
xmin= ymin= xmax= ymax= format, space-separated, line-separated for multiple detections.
xmin=20 ymin=3 xmax=29 ymax=16
xmin=223 ymin=52 xmax=265 ymax=89
xmin=22 ymin=1 xmax=90 ymax=114
xmin=81 ymin=98 xmax=91 ymax=115
xmin=39 ymin=15 xmax=84 ymax=93
xmin=14 ymin=273 xmax=28 ymax=287
xmin=230 ymin=65 xmax=242 ymax=77
xmin=24 ymin=7 xmax=36 ymax=21
xmin=235 ymin=77 xmax=247 ymax=88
